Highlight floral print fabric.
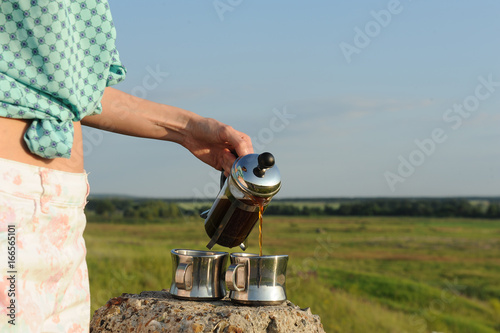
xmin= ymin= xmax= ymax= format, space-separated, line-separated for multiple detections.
xmin=0 ymin=157 xmax=90 ymax=332
xmin=0 ymin=0 xmax=126 ymax=159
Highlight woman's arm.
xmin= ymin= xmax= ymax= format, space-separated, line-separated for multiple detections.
xmin=81 ymin=87 xmax=253 ymax=174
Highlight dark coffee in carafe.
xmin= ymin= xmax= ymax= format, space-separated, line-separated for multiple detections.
xmin=203 ymin=152 xmax=280 ymax=250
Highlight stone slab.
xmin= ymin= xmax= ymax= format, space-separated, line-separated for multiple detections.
xmin=90 ymin=290 xmax=325 ymax=333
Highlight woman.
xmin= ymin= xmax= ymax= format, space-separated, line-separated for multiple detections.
xmin=0 ymin=1 xmax=252 ymax=332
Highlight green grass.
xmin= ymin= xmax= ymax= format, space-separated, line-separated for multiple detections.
xmin=84 ymin=216 xmax=500 ymax=333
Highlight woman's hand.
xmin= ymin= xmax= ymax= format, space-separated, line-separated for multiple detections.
xmin=182 ymin=117 xmax=253 ymax=175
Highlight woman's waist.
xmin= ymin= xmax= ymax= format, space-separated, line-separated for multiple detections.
xmin=0 ymin=156 xmax=89 ymax=208
xmin=0 ymin=117 xmax=84 ymax=173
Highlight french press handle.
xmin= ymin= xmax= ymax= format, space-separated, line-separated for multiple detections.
xmin=209 ymin=161 xmax=248 ymax=251
xmin=220 ymin=172 xmax=227 ymax=190
xmin=198 ymin=172 xmax=228 ymax=220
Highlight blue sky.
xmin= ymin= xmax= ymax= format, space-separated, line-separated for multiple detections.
xmin=83 ymin=0 xmax=500 ymax=199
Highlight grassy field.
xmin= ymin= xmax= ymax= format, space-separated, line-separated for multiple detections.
xmin=84 ymin=216 xmax=500 ymax=333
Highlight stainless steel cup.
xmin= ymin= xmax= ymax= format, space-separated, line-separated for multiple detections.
xmin=225 ymin=252 xmax=288 ymax=305
xmin=169 ymin=249 xmax=228 ymax=300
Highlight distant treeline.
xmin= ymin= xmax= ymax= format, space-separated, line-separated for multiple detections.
xmin=84 ymin=197 xmax=500 ymax=222
xmin=267 ymin=198 xmax=500 ymax=218
xmin=85 ymin=199 xmax=184 ymax=222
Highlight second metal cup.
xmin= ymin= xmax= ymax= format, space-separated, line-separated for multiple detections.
xmin=225 ymin=252 xmax=288 ymax=305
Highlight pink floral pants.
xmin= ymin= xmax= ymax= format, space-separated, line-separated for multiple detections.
xmin=0 ymin=158 xmax=90 ymax=332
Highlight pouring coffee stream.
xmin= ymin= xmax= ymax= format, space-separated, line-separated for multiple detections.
xmin=200 ymin=152 xmax=281 ymax=253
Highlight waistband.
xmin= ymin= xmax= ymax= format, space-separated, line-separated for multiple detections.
xmin=0 ymin=157 xmax=89 ymax=207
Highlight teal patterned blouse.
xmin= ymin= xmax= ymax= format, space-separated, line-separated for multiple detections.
xmin=0 ymin=0 xmax=126 ymax=159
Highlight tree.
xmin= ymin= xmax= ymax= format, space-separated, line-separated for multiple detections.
xmin=95 ymin=199 xmax=115 ymax=216
xmin=486 ymin=203 xmax=500 ymax=218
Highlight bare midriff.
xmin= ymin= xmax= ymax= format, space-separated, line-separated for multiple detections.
xmin=0 ymin=117 xmax=84 ymax=173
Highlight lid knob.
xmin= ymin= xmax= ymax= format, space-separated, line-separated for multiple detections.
xmin=253 ymin=152 xmax=275 ymax=177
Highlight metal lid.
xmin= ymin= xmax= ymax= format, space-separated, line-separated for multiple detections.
xmin=230 ymin=152 xmax=281 ymax=197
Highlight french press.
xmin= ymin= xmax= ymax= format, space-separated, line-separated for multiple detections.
xmin=201 ymin=152 xmax=281 ymax=249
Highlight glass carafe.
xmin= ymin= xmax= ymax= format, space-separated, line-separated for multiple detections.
xmin=203 ymin=152 xmax=281 ymax=249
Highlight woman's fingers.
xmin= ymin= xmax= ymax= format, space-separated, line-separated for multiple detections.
xmin=220 ymin=124 xmax=253 ymax=157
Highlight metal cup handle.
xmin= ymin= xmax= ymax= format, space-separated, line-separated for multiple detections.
xmin=175 ymin=262 xmax=193 ymax=291
xmin=226 ymin=263 xmax=245 ymax=292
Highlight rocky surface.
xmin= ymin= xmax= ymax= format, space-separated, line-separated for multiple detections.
xmin=90 ymin=290 xmax=325 ymax=333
